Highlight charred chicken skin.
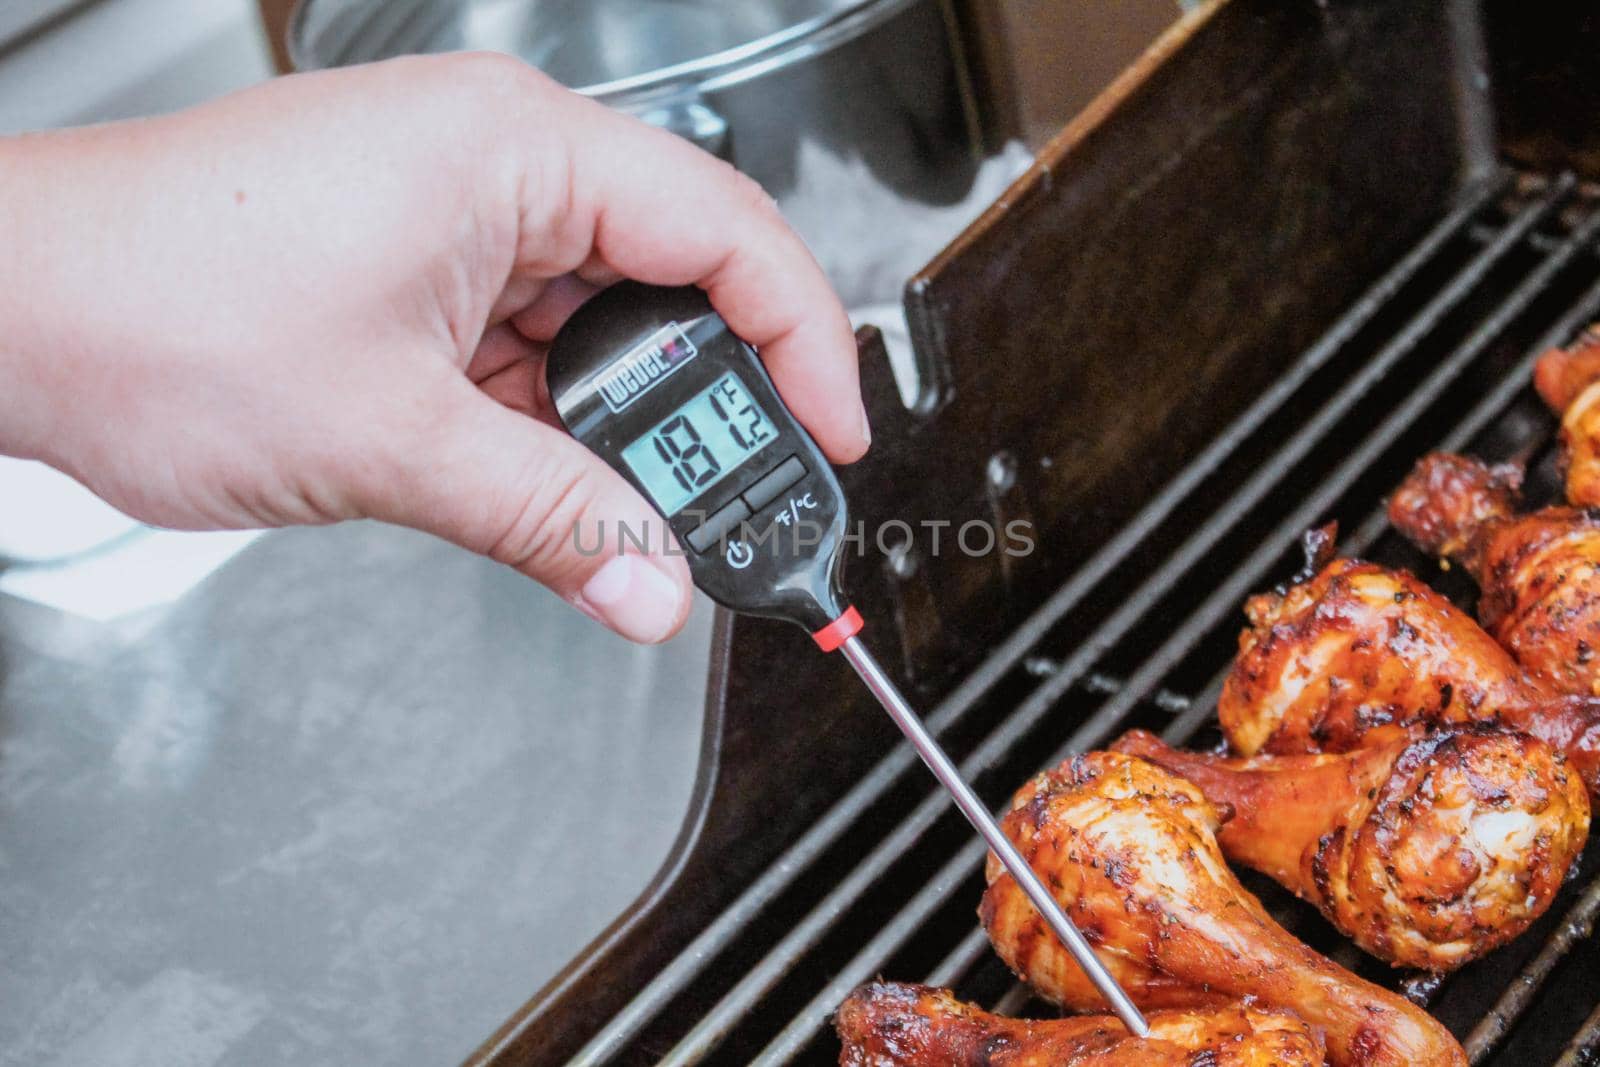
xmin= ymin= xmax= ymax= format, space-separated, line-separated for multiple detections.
xmin=1217 ymin=552 xmax=1600 ymax=793
xmin=980 ymin=752 xmax=1466 ymax=1066
xmin=834 ymin=982 xmax=1325 ymax=1067
xmin=1390 ymin=451 xmax=1600 ymax=697
xmin=1218 ymin=556 xmax=1536 ymax=752
xmin=1534 ymin=325 xmax=1600 ymax=507
xmin=1113 ymin=726 xmax=1589 ymax=971
xmin=1383 ymin=451 xmax=1523 ymax=568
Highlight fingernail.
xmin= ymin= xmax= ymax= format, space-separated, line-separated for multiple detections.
xmin=577 ymin=555 xmax=683 ymax=643
xmin=859 ymin=405 xmax=873 ymax=448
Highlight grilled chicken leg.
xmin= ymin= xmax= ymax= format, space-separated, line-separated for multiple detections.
xmin=1218 ymin=552 xmax=1600 ymax=792
xmin=1390 ymin=451 xmax=1600 ymax=696
xmin=980 ymin=752 xmax=1466 ymax=1066
xmin=1534 ymin=325 xmax=1600 ymax=506
xmin=1113 ymin=726 xmax=1589 ymax=971
xmin=835 ymin=982 xmax=1326 ymax=1067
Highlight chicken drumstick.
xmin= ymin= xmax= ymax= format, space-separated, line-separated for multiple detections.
xmin=1389 ymin=451 xmax=1600 ymax=697
xmin=1534 ymin=324 xmax=1600 ymax=507
xmin=1218 ymin=552 xmax=1600 ymax=793
xmin=980 ymin=752 xmax=1466 ymax=1066
xmin=835 ymin=982 xmax=1326 ymax=1067
xmin=1114 ymin=726 xmax=1589 ymax=971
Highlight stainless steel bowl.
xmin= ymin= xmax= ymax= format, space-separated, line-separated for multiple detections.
xmin=289 ymin=0 xmax=988 ymax=304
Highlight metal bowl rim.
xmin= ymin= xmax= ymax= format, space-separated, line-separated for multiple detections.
xmin=286 ymin=0 xmax=927 ymax=105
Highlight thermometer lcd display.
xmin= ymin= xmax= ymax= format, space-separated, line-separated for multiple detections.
xmin=620 ymin=372 xmax=777 ymax=515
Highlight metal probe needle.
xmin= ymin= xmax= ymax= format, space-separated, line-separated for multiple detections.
xmin=839 ymin=635 xmax=1150 ymax=1037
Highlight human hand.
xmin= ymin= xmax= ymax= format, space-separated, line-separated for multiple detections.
xmin=0 ymin=53 xmax=869 ymax=643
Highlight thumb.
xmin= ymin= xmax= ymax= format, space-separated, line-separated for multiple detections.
xmin=374 ymin=384 xmax=693 ymax=644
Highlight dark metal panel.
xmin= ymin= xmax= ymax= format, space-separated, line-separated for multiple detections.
xmin=907 ymin=0 xmax=1475 ymax=572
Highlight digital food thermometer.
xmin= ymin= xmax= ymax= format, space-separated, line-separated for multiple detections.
xmin=545 ymin=282 xmax=1149 ymax=1036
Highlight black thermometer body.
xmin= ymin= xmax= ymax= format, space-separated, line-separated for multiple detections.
xmin=545 ymin=282 xmax=855 ymax=640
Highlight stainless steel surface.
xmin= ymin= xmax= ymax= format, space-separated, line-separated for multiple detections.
xmin=0 ymin=521 xmax=712 ymax=1065
xmin=837 ymin=634 xmax=1150 ymax=1037
xmin=289 ymin=0 xmax=989 ymax=306
xmin=0 ymin=0 xmax=88 ymax=51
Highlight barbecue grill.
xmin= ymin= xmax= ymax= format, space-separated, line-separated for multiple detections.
xmin=472 ymin=2 xmax=1600 ymax=1063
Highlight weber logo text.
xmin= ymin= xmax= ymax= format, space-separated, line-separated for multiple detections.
xmin=598 ymin=323 xmax=698 ymax=412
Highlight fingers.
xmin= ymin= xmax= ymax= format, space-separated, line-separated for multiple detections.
xmin=369 ymin=378 xmax=692 ymax=644
xmin=514 ymin=89 xmax=871 ymax=462
xmin=508 ymin=274 xmax=603 ymax=342
xmin=477 ymin=357 xmax=550 ymax=419
xmin=466 ymin=322 xmax=540 ymax=383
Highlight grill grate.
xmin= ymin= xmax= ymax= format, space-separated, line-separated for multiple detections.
xmin=580 ymin=170 xmax=1600 ymax=1065
xmin=1468 ymin=876 xmax=1600 ymax=1061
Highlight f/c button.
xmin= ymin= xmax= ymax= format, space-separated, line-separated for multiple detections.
xmin=743 ymin=455 xmax=807 ymax=512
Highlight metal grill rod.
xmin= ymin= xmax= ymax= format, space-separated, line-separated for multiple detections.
xmin=754 ymin=198 xmax=1600 ymax=1059
xmin=652 ymin=180 xmax=1577 ymax=1066
xmin=989 ymin=982 xmax=1035 ymax=1018
xmin=1157 ymin=667 xmax=1231 ymax=746
xmin=564 ymin=176 xmax=1510 ymax=1063
xmin=1466 ymin=875 xmax=1600 ymax=1061
xmin=1553 ymin=1000 xmax=1600 ymax=1067
xmin=925 ymin=925 xmax=992 ymax=989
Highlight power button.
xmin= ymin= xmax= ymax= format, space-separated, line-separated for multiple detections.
xmin=686 ymin=498 xmax=751 ymax=554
